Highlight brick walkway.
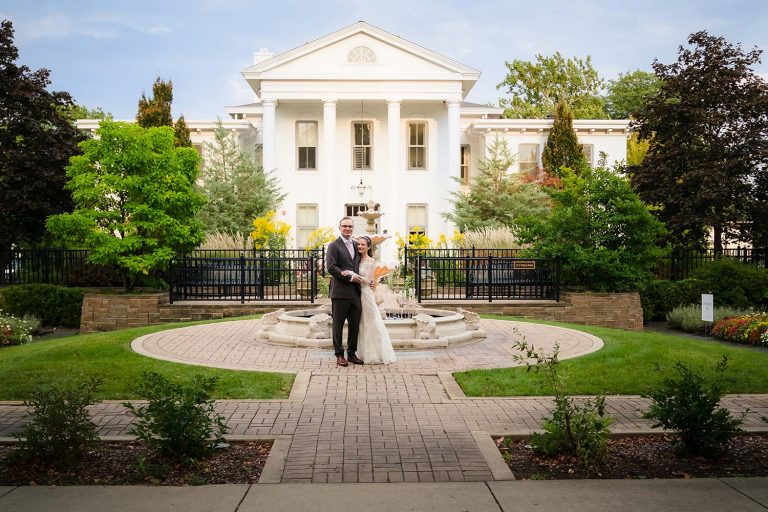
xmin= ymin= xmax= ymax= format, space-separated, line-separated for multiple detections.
xmin=1 ymin=318 xmax=767 ymax=484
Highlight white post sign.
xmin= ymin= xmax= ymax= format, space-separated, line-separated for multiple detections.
xmin=701 ymin=294 xmax=714 ymax=323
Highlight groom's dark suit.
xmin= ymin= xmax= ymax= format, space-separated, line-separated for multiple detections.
xmin=326 ymin=236 xmax=362 ymax=358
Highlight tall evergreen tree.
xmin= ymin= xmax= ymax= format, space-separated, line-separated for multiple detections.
xmin=0 ymin=19 xmax=83 ymax=254
xmin=197 ymin=119 xmax=285 ymax=244
xmin=136 ymin=77 xmax=173 ymax=128
xmin=631 ymin=31 xmax=768 ymax=252
xmin=173 ymin=115 xmax=192 ymax=148
xmin=443 ymin=136 xmax=550 ymax=233
xmin=542 ymin=99 xmax=585 ymax=177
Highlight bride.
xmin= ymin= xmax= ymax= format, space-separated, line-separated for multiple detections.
xmin=343 ymin=236 xmax=396 ymax=365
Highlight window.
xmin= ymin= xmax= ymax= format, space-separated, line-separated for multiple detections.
xmin=296 ymin=121 xmax=317 ymax=170
xmin=406 ymin=204 xmax=428 ymax=237
xmin=347 ymin=46 xmax=377 ymax=64
xmin=460 ymin=145 xmax=470 ymax=182
xmin=345 ymin=203 xmax=379 ymax=218
xmin=254 ymin=144 xmax=263 ymax=168
xmin=518 ymin=144 xmax=539 ymax=172
xmin=582 ymin=144 xmax=594 ymax=167
xmin=352 ymin=121 xmax=372 ymax=170
xmin=296 ymin=204 xmax=318 ymax=249
xmin=407 ymin=122 xmax=427 ymax=170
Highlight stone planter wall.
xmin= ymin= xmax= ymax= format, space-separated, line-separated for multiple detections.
xmin=80 ymin=291 xmax=643 ymax=333
xmin=79 ymin=292 xmax=315 ymax=333
xmin=422 ymin=291 xmax=643 ymax=331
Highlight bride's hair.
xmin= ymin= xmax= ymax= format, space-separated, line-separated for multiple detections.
xmin=359 ymin=236 xmax=373 ymax=257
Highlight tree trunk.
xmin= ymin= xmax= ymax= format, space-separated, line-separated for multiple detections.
xmin=713 ymin=224 xmax=723 ymax=256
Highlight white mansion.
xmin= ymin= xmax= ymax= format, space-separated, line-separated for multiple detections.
xmin=79 ymin=21 xmax=629 ymax=263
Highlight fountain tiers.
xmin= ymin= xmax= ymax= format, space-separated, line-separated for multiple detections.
xmin=255 ymin=306 xmax=486 ymax=350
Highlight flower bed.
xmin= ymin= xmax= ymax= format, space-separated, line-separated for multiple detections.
xmin=0 ymin=310 xmax=39 ymax=346
xmin=712 ymin=313 xmax=768 ymax=347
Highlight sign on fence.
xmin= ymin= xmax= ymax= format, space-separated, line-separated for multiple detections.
xmin=701 ymin=294 xmax=714 ymax=322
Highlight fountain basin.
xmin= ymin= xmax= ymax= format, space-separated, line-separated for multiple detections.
xmin=255 ymin=306 xmax=485 ymax=349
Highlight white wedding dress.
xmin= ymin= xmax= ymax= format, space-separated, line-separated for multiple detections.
xmin=357 ymin=258 xmax=397 ymax=365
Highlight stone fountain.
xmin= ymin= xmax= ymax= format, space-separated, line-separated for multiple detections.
xmin=254 ymin=304 xmax=485 ymax=349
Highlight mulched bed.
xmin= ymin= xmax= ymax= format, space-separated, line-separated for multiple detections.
xmin=497 ymin=433 xmax=768 ymax=479
xmin=0 ymin=441 xmax=271 ymax=486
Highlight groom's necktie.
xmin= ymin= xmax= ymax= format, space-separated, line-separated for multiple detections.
xmin=345 ymin=239 xmax=354 ymax=259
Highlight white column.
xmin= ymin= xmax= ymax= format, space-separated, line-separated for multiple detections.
xmin=322 ymin=99 xmax=338 ymax=227
xmin=386 ymin=100 xmax=401 ymax=244
xmin=446 ymin=101 xmax=461 ymax=198
xmin=261 ymin=99 xmax=277 ymax=172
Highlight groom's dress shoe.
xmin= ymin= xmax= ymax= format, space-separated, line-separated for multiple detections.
xmin=337 ymin=356 xmax=349 ymax=367
xmin=348 ymin=355 xmax=365 ymax=365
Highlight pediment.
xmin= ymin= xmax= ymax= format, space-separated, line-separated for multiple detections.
xmin=243 ymin=22 xmax=480 ymax=93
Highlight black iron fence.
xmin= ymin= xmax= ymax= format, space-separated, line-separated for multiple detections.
xmin=656 ymin=248 xmax=767 ymax=280
xmin=0 ymin=249 xmax=123 ymax=286
xmin=403 ymin=247 xmax=522 ymax=277
xmin=414 ymin=255 xmax=560 ymax=302
xmin=169 ymin=253 xmax=318 ymax=303
xmin=1 ymin=248 xmax=326 ymax=302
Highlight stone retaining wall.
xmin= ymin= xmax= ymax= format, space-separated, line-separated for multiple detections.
xmin=421 ymin=291 xmax=643 ymax=331
xmin=80 ymin=290 xmax=643 ymax=333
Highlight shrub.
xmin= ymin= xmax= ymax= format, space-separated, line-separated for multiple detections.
xmin=712 ymin=313 xmax=768 ymax=346
xmin=13 ymin=378 xmax=101 ymax=466
xmin=0 ymin=284 xmax=84 ymax=327
xmin=643 ymin=356 xmax=742 ymax=459
xmin=666 ymin=304 xmax=751 ymax=334
xmin=124 ymin=372 xmax=228 ymax=461
xmin=512 ymin=338 xmax=611 ymax=466
xmin=0 ymin=310 xmax=38 ymax=345
xmin=691 ymin=258 xmax=768 ymax=309
xmin=639 ymin=278 xmax=701 ymax=322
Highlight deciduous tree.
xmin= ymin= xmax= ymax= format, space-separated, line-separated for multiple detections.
xmin=0 ymin=20 xmax=83 ymax=253
xmin=630 ymin=31 xmax=768 ymax=252
xmin=46 ymin=121 xmax=205 ymax=291
xmin=520 ymin=165 xmax=667 ymax=292
xmin=497 ymin=52 xmax=608 ymax=119
xmin=605 ymin=70 xmax=661 ymax=119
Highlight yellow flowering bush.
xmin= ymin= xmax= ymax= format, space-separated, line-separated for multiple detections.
xmin=250 ymin=210 xmax=291 ymax=250
xmin=304 ymin=227 xmax=335 ymax=252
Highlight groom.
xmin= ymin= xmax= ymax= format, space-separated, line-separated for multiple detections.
xmin=326 ymin=217 xmax=365 ymax=367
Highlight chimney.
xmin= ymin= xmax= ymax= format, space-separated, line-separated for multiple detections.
xmin=253 ymin=48 xmax=274 ymax=64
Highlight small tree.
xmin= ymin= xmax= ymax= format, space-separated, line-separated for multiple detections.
xmin=46 ymin=121 xmax=205 ymax=292
xmin=197 ymin=119 xmax=285 ymax=245
xmin=520 ymin=164 xmax=668 ymax=291
xmin=644 ymin=356 xmax=743 ymax=459
xmin=443 ymin=136 xmax=551 ymax=233
xmin=542 ymin=99 xmax=585 ymax=177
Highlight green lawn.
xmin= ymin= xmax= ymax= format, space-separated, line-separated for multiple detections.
xmin=455 ymin=315 xmax=768 ymax=396
xmin=0 ymin=316 xmax=294 ymax=400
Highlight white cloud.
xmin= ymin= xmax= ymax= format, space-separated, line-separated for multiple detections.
xmin=226 ymin=74 xmax=257 ymax=105
xmin=12 ymin=12 xmax=173 ymax=42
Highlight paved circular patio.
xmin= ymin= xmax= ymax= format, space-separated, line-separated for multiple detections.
xmin=131 ymin=318 xmax=604 ymax=374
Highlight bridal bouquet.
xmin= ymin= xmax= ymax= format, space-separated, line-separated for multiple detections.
xmin=372 ymin=265 xmax=391 ymax=290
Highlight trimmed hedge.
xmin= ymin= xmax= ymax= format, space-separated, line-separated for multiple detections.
xmin=0 ymin=285 xmax=84 ymax=327
xmin=691 ymin=258 xmax=768 ymax=310
xmin=640 ymin=278 xmax=701 ymax=322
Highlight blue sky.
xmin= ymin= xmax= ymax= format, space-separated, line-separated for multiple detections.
xmin=3 ymin=0 xmax=767 ymax=119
